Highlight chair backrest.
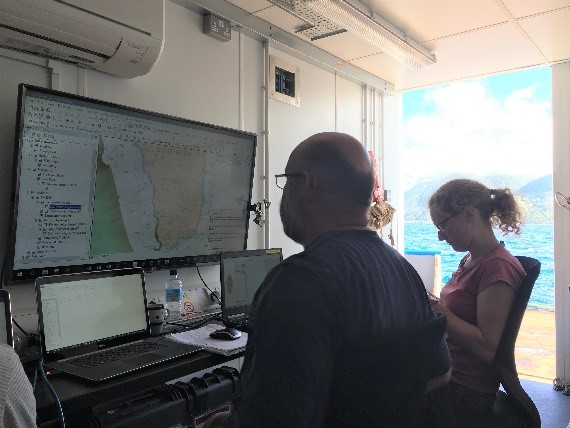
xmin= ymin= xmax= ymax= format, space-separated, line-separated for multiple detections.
xmin=324 ymin=314 xmax=449 ymax=427
xmin=492 ymin=256 xmax=541 ymax=427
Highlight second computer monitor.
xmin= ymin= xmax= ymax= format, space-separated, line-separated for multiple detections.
xmin=219 ymin=248 xmax=283 ymax=329
xmin=0 ymin=290 xmax=13 ymax=347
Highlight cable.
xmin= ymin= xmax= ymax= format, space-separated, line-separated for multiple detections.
xmin=32 ymin=367 xmax=38 ymax=390
xmin=13 ymin=319 xmax=30 ymax=336
xmin=0 ymin=256 xmax=5 ymax=289
xmin=196 ymin=265 xmax=221 ymax=303
xmin=11 ymin=319 xmax=40 ymax=348
xmin=187 ymin=313 xmax=221 ymax=330
xmin=554 ymin=192 xmax=570 ymax=211
xmin=167 ymin=312 xmax=221 ymax=331
xmin=38 ymin=360 xmax=65 ymax=428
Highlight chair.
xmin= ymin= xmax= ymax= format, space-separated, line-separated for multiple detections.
xmin=486 ymin=256 xmax=542 ymax=427
xmin=323 ymin=314 xmax=450 ymax=427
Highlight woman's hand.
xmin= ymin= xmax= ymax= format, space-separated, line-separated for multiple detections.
xmin=428 ymin=298 xmax=449 ymax=340
xmin=429 ymin=299 xmax=447 ymax=316
xmin=431 ymin=282 xmax=516 ymax=364
xmin=427 ymin=291 xmax=439 ymax=302
xmin=427 ymin=291 xmax=441 ymax=312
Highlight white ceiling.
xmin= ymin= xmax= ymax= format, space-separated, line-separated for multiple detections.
xmin=223 ymin=0 xmax=570 ymax=92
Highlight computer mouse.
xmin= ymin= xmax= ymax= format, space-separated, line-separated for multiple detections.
xmin=209 ymin=327 xmax=242 ymax=340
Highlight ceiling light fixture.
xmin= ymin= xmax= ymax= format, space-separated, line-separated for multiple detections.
xmin=302 ymin=0 xmax=436 ymax=70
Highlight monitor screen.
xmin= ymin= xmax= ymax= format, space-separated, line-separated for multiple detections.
xmin=220 ymin=248 xmax=283 ymax=326
xmin=36 ymin=269 xmax=147 ymax=355
xmin=6 ymin=84 xmax=257 ymax=283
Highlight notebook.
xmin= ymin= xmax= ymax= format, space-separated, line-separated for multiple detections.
xmin=0 ymin=290 xmax=14 ymax=347
xmin=219 ymin=248 xmax=283 ymax=330
xmin=36 ymin=268 xmax=202 ymax=382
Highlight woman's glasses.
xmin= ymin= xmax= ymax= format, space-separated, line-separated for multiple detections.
xmin=435 ymin=212 xmax=458 ymax=233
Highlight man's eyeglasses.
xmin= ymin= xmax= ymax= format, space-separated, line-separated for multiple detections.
xmin=275 ymin=173 xmax=304 ymax=189
xmin=435 ymin=212 xmax=458 ymax=233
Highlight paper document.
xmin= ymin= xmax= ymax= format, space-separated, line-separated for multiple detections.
xmin=169 ymin=324 xmax=247 ymax=356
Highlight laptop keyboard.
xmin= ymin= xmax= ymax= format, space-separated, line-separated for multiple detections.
xmin=68 ymin=341 xmax=165 ymax=368
xmin=229 ymin=319 xmax=250 ymax=332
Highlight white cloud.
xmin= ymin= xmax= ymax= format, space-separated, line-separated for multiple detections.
xmin=403 ymin=81 xmax=552 ymax=189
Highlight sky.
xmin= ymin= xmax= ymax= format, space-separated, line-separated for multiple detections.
xmin=403 ymin=66 xmax=552 ymax=190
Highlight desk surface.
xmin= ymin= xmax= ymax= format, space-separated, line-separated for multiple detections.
xmin=35 ymin=348 xmax=242 ymax=426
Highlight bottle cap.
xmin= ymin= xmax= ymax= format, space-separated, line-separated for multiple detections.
xmin=170 ymin=269 xmax=177 ymax=275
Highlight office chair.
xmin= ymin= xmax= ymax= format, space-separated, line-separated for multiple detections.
xmin=485 ymin=256 xmax=542 ymax=427
xmin=323 ymin=314 xmax=449 ymax=427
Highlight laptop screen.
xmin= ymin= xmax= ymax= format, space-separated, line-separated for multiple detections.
xmin=220 ymin=248 xmax=282 ymax=325
xmin=0 ymin=290 xmax=14 ymax=347
xmin=36 ymin=268 xmax=148 ymax=358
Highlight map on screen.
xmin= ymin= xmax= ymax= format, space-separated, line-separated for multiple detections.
xmin=7 ymin=85 xmax=256 ymax=282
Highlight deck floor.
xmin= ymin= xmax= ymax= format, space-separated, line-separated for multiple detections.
xmin=516 ymin=309 xmax=556 ymax=380
xmin=521 ymin=378 xmax=570 ymax=427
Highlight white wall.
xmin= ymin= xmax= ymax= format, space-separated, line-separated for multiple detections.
xmin=264 ymin=52 xmax=394 ymax=258
xmin=0 ymin=1 xmax=393 ymax=341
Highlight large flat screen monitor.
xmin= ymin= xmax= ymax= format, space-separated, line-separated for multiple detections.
xmin=5 ymin=84 xmax=257 ymax=284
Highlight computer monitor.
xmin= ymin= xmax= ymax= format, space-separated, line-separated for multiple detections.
xmin=219 ymin=248 xmax=283 ymax=329
xmin=6 ymin=84 xmax=257 ymax=283
xmin=0 ymin=290 xmax=14 ymax=347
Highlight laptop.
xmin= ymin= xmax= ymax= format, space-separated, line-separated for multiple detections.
xmin=0 ymin=290 xmax=14 ymax=347
xmin=36 ymin=268 xmax=202 ymax=382
xmin=220 ymin=248 xmax=283 ymax=330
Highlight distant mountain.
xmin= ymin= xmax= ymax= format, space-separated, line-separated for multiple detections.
xmin=404 ymin=174 xmax=553 ymax=224
xmin=518 ymin=174 xmax=553 ymax=194
xmin=517 ymin=175 xmax=554 ymax=224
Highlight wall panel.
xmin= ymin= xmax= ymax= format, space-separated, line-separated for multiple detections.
xmin=552 ymin=61 xmax=570 ymax=380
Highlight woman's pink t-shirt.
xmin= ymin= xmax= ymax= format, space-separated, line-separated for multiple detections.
xmin=440 ymin=244 xmax=525 ymax=393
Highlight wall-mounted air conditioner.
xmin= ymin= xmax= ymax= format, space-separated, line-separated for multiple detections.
xmin=0 ymin=0 xmax=164 ymax=78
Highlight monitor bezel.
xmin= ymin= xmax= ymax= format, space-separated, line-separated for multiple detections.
xmin=35 ymin=268 xmax=148 ymax=361
xmin=5 ymin=83 xmax=257 ymax=284
xmin=0 ymin=289 xmax=14 ymax=347
xmin=219 ymin=248 xmax=283 ymax=325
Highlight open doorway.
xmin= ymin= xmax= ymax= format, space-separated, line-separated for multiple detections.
xmin=402 ymin=66 xmax=554 ymax=382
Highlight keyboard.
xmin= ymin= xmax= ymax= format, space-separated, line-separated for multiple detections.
xmin=68 ymin=341 xmax=164 ymax=368
xmin=229 ymin=320 xmax=250 ymax=332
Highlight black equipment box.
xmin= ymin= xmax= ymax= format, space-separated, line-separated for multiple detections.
xmin=88 ymin=366 xmax=240 ymax=428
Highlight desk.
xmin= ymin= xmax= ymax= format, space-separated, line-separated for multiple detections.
xmin=35 ymin=349 xmax=242 ymax=427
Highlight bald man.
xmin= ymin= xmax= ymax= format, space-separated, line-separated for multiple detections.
xmin=213 ymin=133 xmax=450 ymax=427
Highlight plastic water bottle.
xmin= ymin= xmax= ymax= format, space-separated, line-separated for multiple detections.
xmin=165 ymin=269 xmax=183 ymax=321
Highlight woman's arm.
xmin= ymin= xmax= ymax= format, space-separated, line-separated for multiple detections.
xmin=430 ymin=281 xmax=515 ymax=364
xmin=425 ymin=368 xmax=452 ymax=393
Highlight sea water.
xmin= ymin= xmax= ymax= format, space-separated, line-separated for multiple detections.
xmin=404 ymin=223 xmax=554 ymax=310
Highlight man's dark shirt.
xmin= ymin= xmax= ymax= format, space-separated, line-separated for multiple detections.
xmin=233 ymin=229 xmax=451 ymax=427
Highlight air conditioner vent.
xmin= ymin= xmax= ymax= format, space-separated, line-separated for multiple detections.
xmin=0 ymin=0 xmax=164 ymax=78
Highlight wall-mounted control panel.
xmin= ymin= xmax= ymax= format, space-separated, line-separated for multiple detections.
xmin=269 ymin=56 xmax=301 ymax=107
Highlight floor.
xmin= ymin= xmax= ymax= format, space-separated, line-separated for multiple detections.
xmin=521 ymin=378 xmax=570 ymax=427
